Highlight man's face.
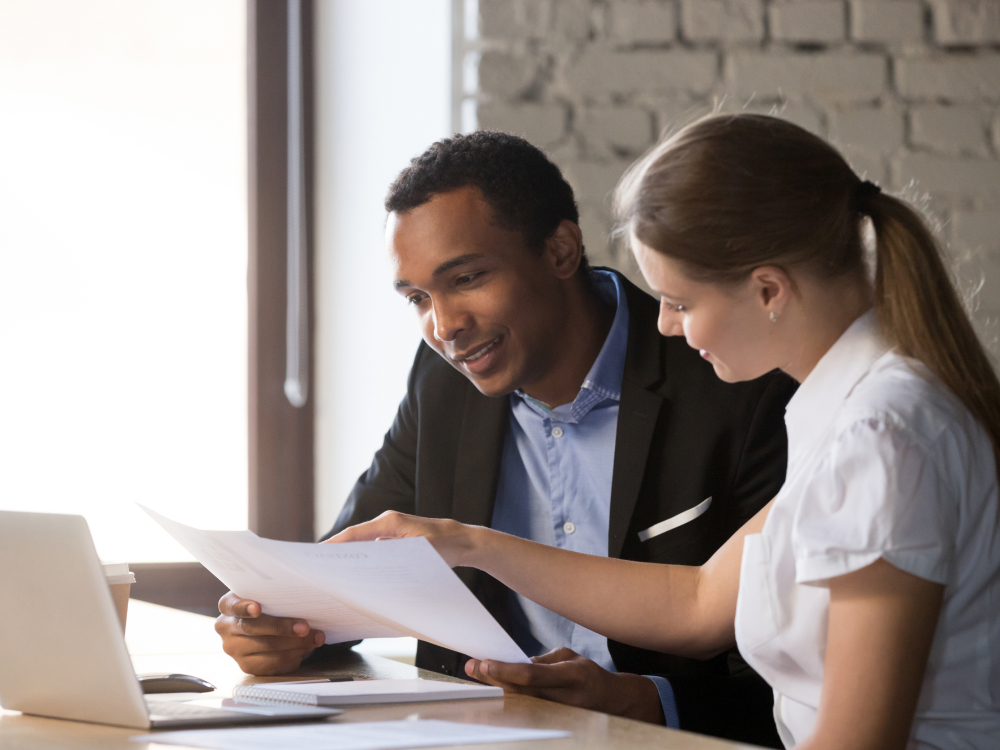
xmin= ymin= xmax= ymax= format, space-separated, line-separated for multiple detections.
xmin=389 ymin=187 xmax=569 ymax=398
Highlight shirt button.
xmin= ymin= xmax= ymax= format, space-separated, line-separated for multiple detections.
xmin=551 ymin=426 xmax=565 ymax=438
xmin=563 ymin=521 xmax=576 ymax=534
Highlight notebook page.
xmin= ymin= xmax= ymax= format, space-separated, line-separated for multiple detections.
xmin=234 ymin=678 xmax=502 ymax=705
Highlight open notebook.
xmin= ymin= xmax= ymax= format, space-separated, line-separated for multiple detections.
xmin=233 ymin=679 xmax=502 ymax=707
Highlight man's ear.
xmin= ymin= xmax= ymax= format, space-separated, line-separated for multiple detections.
xmin=750 ymin=266 xmax=793 ymax=318
xmin=543 ymin=220 xmax=585 ymax=280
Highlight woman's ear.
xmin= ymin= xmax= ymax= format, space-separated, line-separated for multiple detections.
xmin=544 ymin=220 xmax=585 ymax=279
xmin=750 ymin=266 xmax=793 ymax=319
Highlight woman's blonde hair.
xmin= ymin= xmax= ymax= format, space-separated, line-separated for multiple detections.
xmin=615 ymin=113 xmax=1000 ymax=467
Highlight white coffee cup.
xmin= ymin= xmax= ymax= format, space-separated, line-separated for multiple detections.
xmin=102 ymin=562 xmax=135 ymax=633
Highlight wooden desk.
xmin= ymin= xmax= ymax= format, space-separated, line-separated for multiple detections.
xmin=0 ymin=601 xmax=755 ymax=749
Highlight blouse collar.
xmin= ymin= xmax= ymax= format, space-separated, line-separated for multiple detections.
xmin=783 ymin=309 xmax=891 ymax=461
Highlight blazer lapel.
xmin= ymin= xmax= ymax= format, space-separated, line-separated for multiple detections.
xmin=452 ymin=387 xmax=509 ymax=528
xmin=608 ymin=273 xmax=667 ymax=559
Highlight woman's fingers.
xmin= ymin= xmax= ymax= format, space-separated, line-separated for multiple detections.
xmin=325 ymin=512 xmax=407 ymax=543
xmin=323 ymin=512 xmax=478 ymax=567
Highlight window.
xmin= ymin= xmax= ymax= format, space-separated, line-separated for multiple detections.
xmin=0 ymin=0 xmax=248 ymax=564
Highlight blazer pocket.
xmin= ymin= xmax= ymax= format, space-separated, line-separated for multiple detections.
xmin=638 ymin=496 xmax=712 ymax=542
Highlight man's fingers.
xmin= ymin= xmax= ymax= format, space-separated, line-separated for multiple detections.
xmin=472 ymin=659 xmax=582 ymax=689
xmin=531 ymin=648 xmax=580 ymax=665
xmin=221 ymin=633 xmax=310 ymax=657
xmin=233 ymin=613 xmax=311 ymax=638
xmin=235 ymin=648 xmax=313 ymax=676
xmin=218 ymin=593 xmax=267 ymax=620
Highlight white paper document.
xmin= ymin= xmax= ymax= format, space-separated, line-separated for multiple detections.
xmin=139 ymin=506 xmax=529 ymax=664
xmin=133 ymin=720 xmax=570 ymax=750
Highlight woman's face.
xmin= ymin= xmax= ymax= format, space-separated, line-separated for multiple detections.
xmin=632 ymin=237 xmax=779 ymax=383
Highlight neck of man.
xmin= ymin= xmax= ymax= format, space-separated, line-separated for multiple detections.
xmin=519 ymin=275 xmax=616 ymax=408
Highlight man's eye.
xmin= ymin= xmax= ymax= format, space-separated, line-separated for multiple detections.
xmin=407 ymin=294 xmax=427 ymax=306
xmin=456 ymin=273 xmax=480 ymax=286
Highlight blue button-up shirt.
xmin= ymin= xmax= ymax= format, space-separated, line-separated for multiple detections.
xmin=489 ymin=270 xmax=680 ymax=728
xmin=491 ymin=270 xmax=627 ymax=671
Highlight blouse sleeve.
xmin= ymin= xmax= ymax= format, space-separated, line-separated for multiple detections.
xmin=792 ymin=415 xmax=957 ymax=586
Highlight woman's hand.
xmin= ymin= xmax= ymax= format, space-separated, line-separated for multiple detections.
xmin=322 ymin=511 xmax=485 ymax=568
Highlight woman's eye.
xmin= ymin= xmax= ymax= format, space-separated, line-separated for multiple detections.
xmin=407 ymin=294 xmax=427 ymax=306
xmin=663 ymin=300 xmax=686 ymax=313
xmin=456 ymin=273 xmax=479 ymax=286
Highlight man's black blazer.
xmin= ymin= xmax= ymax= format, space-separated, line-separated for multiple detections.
xmin=325 ymin=271 xmax=795 ymax=746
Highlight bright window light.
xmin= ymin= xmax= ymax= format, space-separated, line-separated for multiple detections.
xmin=0 ymin=0 xmax=248 ymax=562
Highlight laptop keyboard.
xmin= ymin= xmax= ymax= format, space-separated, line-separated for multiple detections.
xmin=147 ymin=701 xmax=243 ymax=718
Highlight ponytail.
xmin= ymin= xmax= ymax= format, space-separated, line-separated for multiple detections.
xmin=868 ymin=193 xmax=1000 ymax=469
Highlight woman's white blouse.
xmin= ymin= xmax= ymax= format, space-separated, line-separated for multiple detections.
xmin=734 ymin=311 xmax=1000 ymax=749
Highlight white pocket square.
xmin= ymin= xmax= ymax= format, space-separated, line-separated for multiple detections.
xmin=638 ymin=496 xmax=713 ymax=542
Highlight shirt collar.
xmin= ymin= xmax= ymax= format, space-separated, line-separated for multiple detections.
xmin=516 ymin=270 xmax=630 ymax=423
xmin=784 ymin=309 xmax=890 ymax=459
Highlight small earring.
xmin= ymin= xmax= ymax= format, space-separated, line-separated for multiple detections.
xmin=769 ymin=311 xmax=779 ymax=323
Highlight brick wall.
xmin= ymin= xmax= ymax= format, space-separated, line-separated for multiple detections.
xmin=470 ymin=0 xmax=1000 ymax=351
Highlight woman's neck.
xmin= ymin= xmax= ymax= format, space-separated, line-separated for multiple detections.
xmin=779 ymin=274 xmax=873 ymax=384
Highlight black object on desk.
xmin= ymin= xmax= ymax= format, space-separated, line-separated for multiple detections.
xmin=138 ymin=673 xmax=216 ymax=694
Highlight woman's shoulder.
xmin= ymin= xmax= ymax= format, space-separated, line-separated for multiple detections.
xmin=835 ymin=350 xmax=986 ymax=460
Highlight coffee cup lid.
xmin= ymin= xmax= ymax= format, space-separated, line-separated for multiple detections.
xmin=101 ymin=561 xmax=131 ymax=578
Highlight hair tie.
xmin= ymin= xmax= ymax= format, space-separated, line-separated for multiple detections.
xmin=854 ymin=180 xmax=881 ymax=214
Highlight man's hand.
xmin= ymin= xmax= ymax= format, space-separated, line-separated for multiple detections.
xmin=464 ymin=648 xmax=666 ymax=725
xmin=215 ymin=592 xmax=325 ymax=675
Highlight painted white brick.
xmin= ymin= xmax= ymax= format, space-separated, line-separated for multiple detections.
xmin=842 ymin=150 xmax=889 ymax=183
xmin=829 ymin=107 xmax=905 ymax=152
xmin=728 ymin=52 xmax=885 ymax=102
xmin=680 ymin=0 xmax=765 ymax=43
xmin=566 ymin=47 xmax=718 ymax=97
xmin=652 ymin=97 xmax=708 ymax=136
xmin=930 ymin=1 xmax=1000 ymax=45
xmin=896 ymin=56 xmax=1000 ymax=102
xmin=893 ymin=152 xmax=1000 ymax=199
xmin=478 ymin=50 xmax=539 ymax=98
xmin=578 ymin=107 xmax=654 ymax=154
xmin=993 ymin=112 xmax=1000 ymax=152
xmin=609 ymin=1 xmax=678 ymax=44
xmin=850 ymin=1 xmax=924 ymax=44
xmin=743 ymin=102 xmax=825 ymax=135
xmin=480 ymin=0 xmax=550 ymax=39
xmin=477 ymin=103 xmax=567 ymax=148
xmin=579 ymin=206 xmax=616 ymax=263
xmin=952 ymin=210 xmax=1000 ymax=251
xmin=911 ymin=106 xmax=989 ymax=156
xmin=562 ymin=159 xmax=634 ymax=208
xmin=769 ymin=1 xmax=846 ymax=43
xmin=553 ymin=0 xmax=593 ymax=41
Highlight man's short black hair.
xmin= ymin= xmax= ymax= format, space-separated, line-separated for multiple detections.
xmin=385 ymin=131 xmax=588 ymax=270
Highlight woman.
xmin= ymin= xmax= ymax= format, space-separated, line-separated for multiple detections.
xmin=329 ymin=115 xmax=1000 ymax=749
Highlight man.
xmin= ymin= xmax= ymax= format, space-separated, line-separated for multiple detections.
xmin=216 ymin=132 xmax=795 ymax=746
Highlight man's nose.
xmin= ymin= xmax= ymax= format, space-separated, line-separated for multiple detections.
xmin=431 ymin=299 xmax=470 ymax=343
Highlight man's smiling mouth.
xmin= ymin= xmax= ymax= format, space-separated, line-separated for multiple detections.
xmin=453 ymin=336 xmax=502 ymax=363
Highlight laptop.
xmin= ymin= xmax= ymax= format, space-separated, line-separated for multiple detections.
xmin=0 ymin=510 xmax=340 ymax=729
